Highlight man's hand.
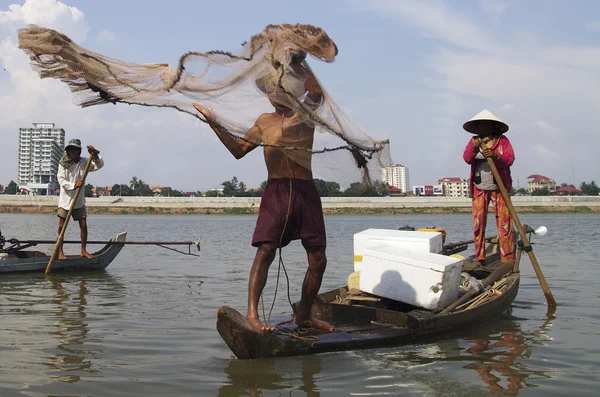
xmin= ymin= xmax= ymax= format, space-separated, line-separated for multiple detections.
xmin=87 ymin=145 xmax=100 ymax=159
xmin=75 ymin=180 xmax=84 ymax=189
xmin=471 ymin=137 xmax=481 ymax=152
xmin=482 ymin=147 xmax=496 ymax=159
xmin=193 ymin=103 xmax=217 ymax=124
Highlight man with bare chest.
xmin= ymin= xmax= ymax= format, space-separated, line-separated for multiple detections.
xmin=192 ymin=55 xmax=332 ymax=332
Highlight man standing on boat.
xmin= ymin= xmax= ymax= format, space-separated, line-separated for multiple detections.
xmin=56 ymin=139 xmax=104 ymax=260
xmin=193 ymin=52 xmax=333 ymax=333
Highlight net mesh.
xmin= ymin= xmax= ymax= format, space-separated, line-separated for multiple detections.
xmin=18 ymin=24 xmax=392 ymax=186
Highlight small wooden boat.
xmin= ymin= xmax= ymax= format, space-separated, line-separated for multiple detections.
xmin=217 ymin=238 xmax=522 ymax=359
xmin=0 ymin=232 xmax=127 ymax=274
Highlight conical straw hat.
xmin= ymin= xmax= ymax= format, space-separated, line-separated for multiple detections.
xmin=463 ymin=109 xmax=509 ymax=134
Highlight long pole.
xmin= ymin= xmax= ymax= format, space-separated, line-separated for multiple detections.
xmin=481 ymin=139 xmax=556 ymax=308
xmin=46 ymin=148 xmax=98 ymax=274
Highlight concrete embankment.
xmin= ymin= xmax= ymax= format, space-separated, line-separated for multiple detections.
xmin=1 ymin=195 xmax=599 ymax=215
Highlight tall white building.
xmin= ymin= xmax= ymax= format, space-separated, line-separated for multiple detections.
xmin=382 ymin=164 xmax=409 ymax=193
xmin=18 ymin=123 xmax=65 ymax=195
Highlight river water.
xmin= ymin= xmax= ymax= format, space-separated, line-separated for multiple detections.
xmin=0 ymin=213 xmax=598 ymax=396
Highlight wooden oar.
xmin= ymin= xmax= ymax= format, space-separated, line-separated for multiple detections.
xmin=46 ymin=148 xmax=99 ymax=274
xmin=481 ymin=140 xmax=556 ymax=308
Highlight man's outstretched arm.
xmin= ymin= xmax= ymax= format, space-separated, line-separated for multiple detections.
xmin=193 ymin=103 xmax=261 ymax=159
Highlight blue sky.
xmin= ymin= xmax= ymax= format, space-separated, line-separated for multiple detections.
xmin=1 ymin=0 xmax=599 ymax=191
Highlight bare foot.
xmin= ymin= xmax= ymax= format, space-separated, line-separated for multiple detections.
xmin=246 ymin=316 xmax=274 ymax=332
xmin=295 ymin=315 xmax=335 ymax=332
xmin=57 ymin=253 xmax=67 ymax=260
xmin=81 ymin=251 xmax=93 ymax=259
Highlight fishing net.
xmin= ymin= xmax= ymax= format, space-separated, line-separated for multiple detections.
xmin=18 ymin=24 xmax=392 ymax=186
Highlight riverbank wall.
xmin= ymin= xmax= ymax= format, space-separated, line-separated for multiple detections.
xmin=1 ymin=195 xmax=599 ymax=215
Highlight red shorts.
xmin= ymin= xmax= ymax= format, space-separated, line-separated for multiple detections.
xmin=252 ymin=178 xmax=326 ymax=248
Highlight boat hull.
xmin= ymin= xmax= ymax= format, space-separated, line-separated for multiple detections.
xmin=217 ymin=272 xmax=520 ymax=359
xmin=0 ymin=232 xmax=127 ymax=274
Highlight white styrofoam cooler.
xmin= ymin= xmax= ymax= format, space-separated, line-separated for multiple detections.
xmin=354 ymin=229 xmax=443 ymax=272
xmin=358 ymin=244 xmax=463 ymax=310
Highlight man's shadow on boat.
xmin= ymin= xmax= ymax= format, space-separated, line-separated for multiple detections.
xmin=367 ymin=269 xmax=417 ymax=309
xmin=42 ymin=272 xmax=126 ymax=383
xmin=219 ymin=354 xmax=322 ymax=397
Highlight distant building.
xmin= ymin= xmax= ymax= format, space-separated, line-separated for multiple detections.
xmin=413 ymin=185 xmax=443 ymax=197
xmin=382 ymin=164 xmax=409 ymax=193
xmin=386 ymin=185 xmax=404 ymax=197
xmin=438 ymin=177 xmax=470 ymax=197
xmin=17 ymin=123 xmax=65 ymax=195
xmin=555 ymin=185 xmax=582 ymax=196
xmin=95 ymin=186 xmax=112 ymax=197
xmin=150 ymin=184 xmax=163 ymax=195
xmin=527 ymin=174 xmax=556 ymax=193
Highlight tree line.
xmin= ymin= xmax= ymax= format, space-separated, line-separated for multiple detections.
xmin=3 ymin=177 xmax=599 ymax=197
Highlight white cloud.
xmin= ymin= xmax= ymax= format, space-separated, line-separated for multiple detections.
xmin=97 ymin=29 xmax=115 ymax=42
xmin=358 ymin=0 xmax=497 ymax=52
xmin=533 ymin=120 xmax=560 ymax=136
xmin=0 ymin=0 xmax=88 ymax=41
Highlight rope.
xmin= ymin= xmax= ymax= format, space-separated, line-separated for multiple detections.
xmin=263 ymin=120 xmax=295 ymax=328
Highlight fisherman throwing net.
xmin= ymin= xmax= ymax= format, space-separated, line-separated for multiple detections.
xmin=18 ymin=23 xmax=392 ymax=185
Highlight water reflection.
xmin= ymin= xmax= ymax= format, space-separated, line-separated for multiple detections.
xmin=219 ymin=355 xmax=323 ymax=397
xmin=373 ymin=309 xmax=555 ymax=395
xmin=461 ymin=310 xmax=555 ymax=394
xmin=44 ymin=273 xmax=126 ymax=383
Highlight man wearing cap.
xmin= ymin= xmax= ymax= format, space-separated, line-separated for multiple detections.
xmin=56 ymin=139 xmax=104 ymax=260
xmin=463 ymin=110 xmax=515 ymax=265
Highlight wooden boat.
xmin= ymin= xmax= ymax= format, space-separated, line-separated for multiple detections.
xmin=0 ymin=232 xmax=127 ymax=274
xmin=217 ymin=238 xmax=522 ymax=359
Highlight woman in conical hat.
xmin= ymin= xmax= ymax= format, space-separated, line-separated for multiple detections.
xmin=462 ymin=109 xmax=515 ymax=265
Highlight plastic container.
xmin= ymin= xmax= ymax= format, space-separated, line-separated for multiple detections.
xmin=354 ymin=228 xmax=443 ymax=272
xmin=359 ymin=244 xmax=463 ymax=310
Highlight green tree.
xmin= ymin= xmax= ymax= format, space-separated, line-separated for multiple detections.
xmin=238 ymin=181 xmax=247 ymax=195
xmin=313 ymin=179 xmax=342 ymax=197
xmin=133 ymin=179 xmax=153 ymax=196
xmin=313 ymin=179 xmax=329 ymax=196
xmin=221 ymin=176 xmax=239 ymax=196
xmin=5 ymin=180 xmax=17 ymax=195
xmin=580 ymin=181 xmax=600 ymax=196
xmin=111 ymin=184 xmax=134 ymax=196
xmin=343 ymin=181 xmax=387 ymax=197
xmin=129 ymin=176 xmax=139 ymax=190
xmin=84 ymin=183 xmax=94 ymax=197
xmin=531 ymin=188 xmax=550 ymax=196
xmin=257 ymin=180 xmax=268 ymax=195
xmin=373 ymin=180 xmax=389 ymax=196
xmin=160 ymin=187 xmax=183 ymax=197
xmin=344 ymin=182 xmax=367 ymax=197
xmin=325 ymin=181 xmax=341 ymax=196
